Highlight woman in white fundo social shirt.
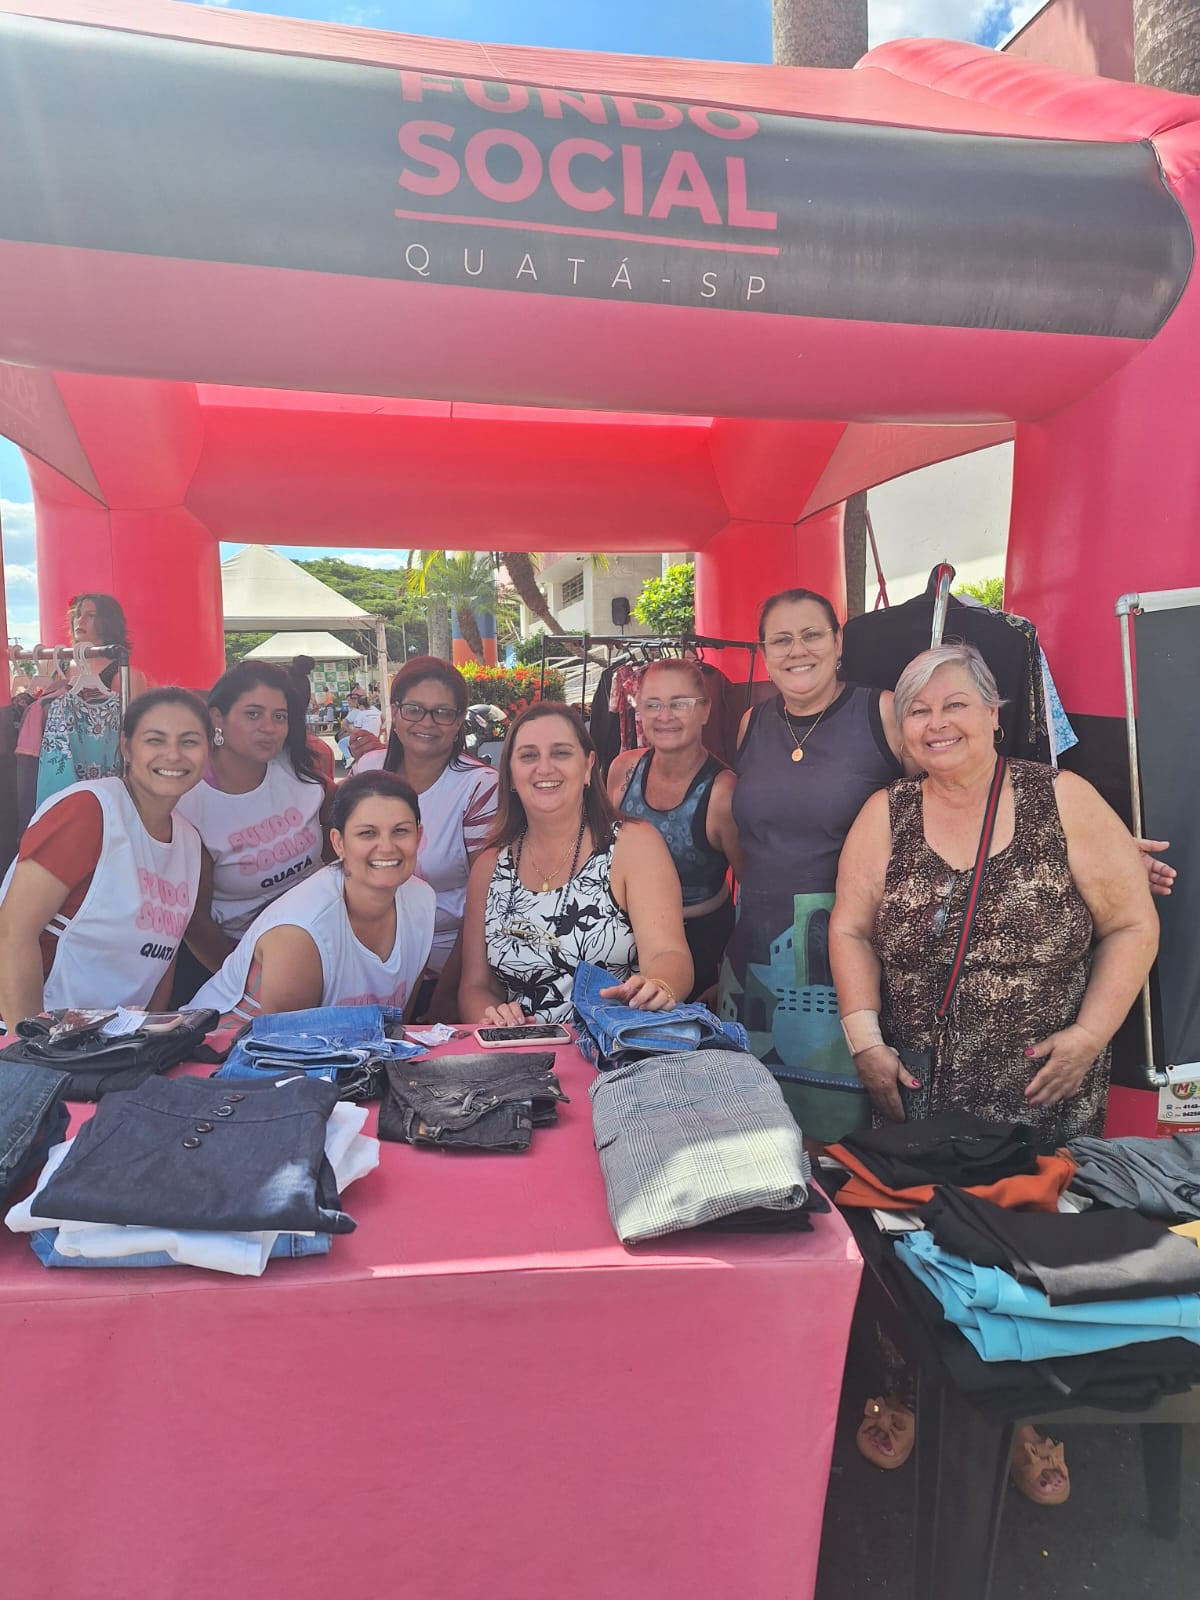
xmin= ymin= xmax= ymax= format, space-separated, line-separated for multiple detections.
xmin=192 ymin=772 xmax=436 ymax=1020
xmin=175 ymin=662 xmax=332 ymax=987
xmin=0 ymin=689 xmax=210 ymax=1031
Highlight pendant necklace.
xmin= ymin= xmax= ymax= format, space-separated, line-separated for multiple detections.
xmin=521 ymin=814 xmax=588 ymax=893
xmin=782 ymin=701 xmax=830 ymax=763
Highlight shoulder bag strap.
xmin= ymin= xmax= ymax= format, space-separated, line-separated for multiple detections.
xmin=937 ymin=756 xmax=1006 ymax=1021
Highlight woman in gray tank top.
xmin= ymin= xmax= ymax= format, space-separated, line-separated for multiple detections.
xmin=607 ymin=659 xmax=742 ymax=999
xmin=717 ymin=589 xmax=903 ymax=1143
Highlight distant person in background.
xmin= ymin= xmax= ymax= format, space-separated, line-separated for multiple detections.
xmin=338 ymin=687 xmax=383 ymax=765
xmin=67 ymin=592 xmax=149 ymax=697
xmin=288 ymin=654 xmax=334 ymax=785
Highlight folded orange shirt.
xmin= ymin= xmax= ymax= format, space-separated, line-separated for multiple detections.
xmin=825 ymin=1146 xmax=1077 ymax=1215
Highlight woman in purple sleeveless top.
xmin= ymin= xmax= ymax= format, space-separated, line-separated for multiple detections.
xmin=717 ymin=589 xmax=903 ymax=1143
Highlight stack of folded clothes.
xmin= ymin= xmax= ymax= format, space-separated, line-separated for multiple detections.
xmin=1066 ymin=1133 xmax=1200 ymax=1221
xmin=589 ymin=1048 xmax=820 ymax=1244
xmin=571 ymin=961 xmax=749 ymax=1070
xmin=5 ymin=1074 xmax=378 ymax=1276
xmin=826 ymin=1111 xmax=1075 ymax=1214
xmin=378 ymin=1052 xmax=568 ymax=1153
xmin=215 ymin=1003 xmax=425 ymax=1100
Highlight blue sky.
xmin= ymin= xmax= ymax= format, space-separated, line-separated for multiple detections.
xmin=0 ymin=0 xmax=1040 ymax=640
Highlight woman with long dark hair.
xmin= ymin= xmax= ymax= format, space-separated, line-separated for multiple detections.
xmin=66 ymin=592 xmax=149 ymax=697
xmin=348 ymin=656 xmax=498 ymax=1016
xmin=459 ymin=701 xmax=692 ymax=1024
xmin=174 ymin=661 xmax=331 ymax=989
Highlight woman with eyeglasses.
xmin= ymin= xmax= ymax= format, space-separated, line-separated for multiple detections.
xmin=716 ymin=587 xmax=904 ymax=1144
xmin=606 ymin=658 xmax=741 ymax=1000
xmin=347 ymin=657 xmax=498 ymax=1018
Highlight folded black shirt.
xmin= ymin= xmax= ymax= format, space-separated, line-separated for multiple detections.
xmin=921 ymin=1185 xmax=1200 ymax=1305
xmin=839 ymin=1111 xmax=1039 ymax=1190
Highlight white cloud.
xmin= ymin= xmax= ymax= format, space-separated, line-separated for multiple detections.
xmin=3 ymin=563 xmax=37 ymax=595
xmin=868 ymin=1 xmax=1042 ymax=47
xmin=1 ymin=498 xmax=35 ymax=567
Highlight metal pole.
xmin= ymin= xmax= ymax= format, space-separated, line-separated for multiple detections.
xmin=374 ymin=616 xmax=389 ymax=703
xmin=1116 ymin=593 xmax=1161 ymax=1085
xmin=930 ymin=563 xmax=954 ymax=647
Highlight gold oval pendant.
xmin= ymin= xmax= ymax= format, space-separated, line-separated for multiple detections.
xmin=540 ymin=880 xmax=551 ymax=892
xmin=791 ymin=747 xmax=804 ymax=763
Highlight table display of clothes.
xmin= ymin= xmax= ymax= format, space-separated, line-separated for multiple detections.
xmin=589 ymin=1048 xmax=818 ymax=1244
xmin=378 ymin=1050 xmax=569 ymax=1153
xmin=839 ymin=567 xmax=1052 ymax=763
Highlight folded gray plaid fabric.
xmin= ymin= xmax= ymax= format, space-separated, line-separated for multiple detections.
xmin=589 ymin=1049 xmax=812 ymax=1244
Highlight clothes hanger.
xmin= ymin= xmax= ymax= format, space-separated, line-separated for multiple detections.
xmin=69 ymin=643 xmax=112 ymax=697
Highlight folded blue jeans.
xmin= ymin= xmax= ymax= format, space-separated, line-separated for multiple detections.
xmin=0 ymin=1059 xmax=70 ymax=1206
xmin=216 ymin=1004 xmax=423 ymax=1084
xmin=571 ymin=961 xmax=749 ymax=1068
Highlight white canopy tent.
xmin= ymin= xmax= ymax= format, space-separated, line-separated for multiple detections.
xmin=221 ymin=546 xmax=388 ymax=686
xmin=243 ymin=630 xmax=364 ymax=664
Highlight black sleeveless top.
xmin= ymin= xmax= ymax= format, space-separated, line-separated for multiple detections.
xmin=621 ymin=750 xmax=729 ymax=906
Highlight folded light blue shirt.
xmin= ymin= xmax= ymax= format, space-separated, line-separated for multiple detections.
xmin=896 ymin=1230 xmax=1200 ymax=1363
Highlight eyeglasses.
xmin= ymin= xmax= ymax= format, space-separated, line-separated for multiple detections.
xmin=764 ymin=628 xmax=835 ymax=654
xmin=637 ymin=696 xmax=706 ymax=715
xmin=396 ymin=701 xmax=459 ymax=726
xmin=928 ymin=879 xmax=956 ymax=940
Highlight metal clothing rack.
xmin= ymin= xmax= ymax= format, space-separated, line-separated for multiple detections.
xmin=929 ymin=562 xmax=956 ymax=646
xmin=535 ymin=631 xmax=761 ymax=714
xmin=8 ymin=642 xmax=133 ymax=718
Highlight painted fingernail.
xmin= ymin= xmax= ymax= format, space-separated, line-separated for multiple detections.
xmin=1024 ymin=1048 xmax=1036 ymax=1057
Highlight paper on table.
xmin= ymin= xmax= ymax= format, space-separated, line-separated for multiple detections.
xmin=100 ymin=1007 xmax=147 ymax=1037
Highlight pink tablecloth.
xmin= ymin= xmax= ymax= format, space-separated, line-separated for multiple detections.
xmin=0 ymin=1044 xmax=862 ymax=1600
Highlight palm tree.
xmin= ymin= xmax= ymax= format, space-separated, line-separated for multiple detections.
xmin=407 ymin=550 xmax=515 ymax=660
xmin=498 ymin=549 xmax=566 ymax=635
xmin=1135 ymin=1 xmax=1200 ymax=94
xmin=771 ymin=3 xmax=869 ymax=615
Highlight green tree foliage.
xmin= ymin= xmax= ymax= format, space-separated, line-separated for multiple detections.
xmin=224 ymin=631 xmax=271 ymax=665
xmin=954 ymin=576 xmax=1005 ymax=610
xmin=633 ymin=563 xmax=695 ymax=634
xmin=295 ymin=557 xmax=427 ymax=659
xmin=406 ymin=551 xmax=515 ymax=661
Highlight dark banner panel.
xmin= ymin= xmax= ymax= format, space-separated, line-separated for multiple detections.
xmin=1135 ymin=606 xmax=1200 ymax=1069
xmin=0 ymin=15 xmax=1190 ymax=331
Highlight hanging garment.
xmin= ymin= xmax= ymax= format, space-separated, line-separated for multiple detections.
xmin=175 ymin=757 xmax=326 ymax=939
xmin=718 ymin=684 xmax=901 ymax=1143
xmin=0 ymin=778 xmax=202 ymax=1013
xmin=840 ymin=569 xmax=1051 ymax=763
xmin=192 ymin=863 xmax=436 ymax=1018
xmin=35 ymin=685 xmax=122 ymax=806
xmin=874 ymin=760 xmax=1106 ymax=1143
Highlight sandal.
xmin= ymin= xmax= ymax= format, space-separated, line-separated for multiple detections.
xmin=855 ymin=1395 xmax=914 ymax=1470
xmin=1009 ymin=1434 xmax=1070 ymax=1506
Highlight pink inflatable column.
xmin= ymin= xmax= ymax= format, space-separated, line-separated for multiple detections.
xmin=31 ymin=376 xmax=225 ymax=689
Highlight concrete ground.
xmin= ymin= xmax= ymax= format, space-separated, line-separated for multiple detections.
xmin=815 ymin=1391 xmax=1200 ymax=1598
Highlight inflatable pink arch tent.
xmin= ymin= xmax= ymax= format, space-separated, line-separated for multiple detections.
xmin=2 ymin=0 xmax=1200 ymax=777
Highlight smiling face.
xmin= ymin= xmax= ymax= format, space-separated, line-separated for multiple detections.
xmin=391 ymin=676 xmax=464 ymax=766
xmin=122 ymin=704 xmax=210 ymax=804
xmin=637 ymin=665 xmax=710 ymax=754
xmin=332 ymin=795 xmax=422 ymax=887
xmin=216 ymin=682 xmax=290 ymax=765
xmin=509 ymin=713 xmax=594 ymax=821
xmin=901 ymin=663 xmax=999 ymax=773
xmin=760 ymin=597 xmax=841 ymax=708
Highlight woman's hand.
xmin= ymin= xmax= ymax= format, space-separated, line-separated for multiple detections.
xmin=853 ymin=1043 xmax=921 ymax=1124
xmin=347 ymin=728 xmax=384 ymax=761
xmin=600 ymin=974 xmax=676 ymax=1011
xmin=1024 ymin=1023 xmax=1104 ymax=1107
xmin=1138 ymin=839 xmax=1176 ymax=897
xmin=480 ymin=1001 xmax=531 ymax=1026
